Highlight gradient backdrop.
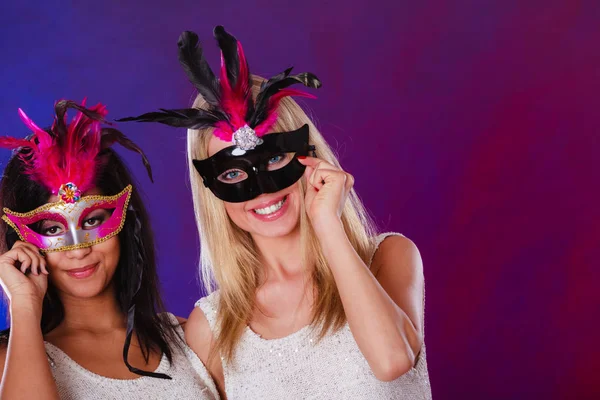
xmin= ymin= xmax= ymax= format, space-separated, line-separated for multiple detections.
xmin=0 ymin=1 xmax=598 ymax=398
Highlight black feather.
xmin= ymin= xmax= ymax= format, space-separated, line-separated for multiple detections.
xmin=52 ymin=100 xmax=108 ymax=146
xmin=100 ymin=128 xmax=154 ymax=182
xmin=213 ymin=25 xmax=240 ymax=88
xmin=177 ymin=31 xmax=221 ymax=107
xmin=258 ymin=67 xmax=292 ymax=92
xmin=250 ymin=69 xmax=322 ymax=127
xmin=119 ymin=26 xmax=321 ymax=139
xmin=116 ymin=108 xmax=222 ymax=130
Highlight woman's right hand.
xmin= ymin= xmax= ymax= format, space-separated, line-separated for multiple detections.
xmin=0 ymin=241 xmax=48 ymax=315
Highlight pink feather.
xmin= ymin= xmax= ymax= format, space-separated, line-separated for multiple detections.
xmin=254 ymin=89 xmax=316 ymax=135
xmin=254 ymin=112 xmax=279 ymax=136
xmin=213 ymin=121 xmax=234 ymax=141
xmin=18 ymin=108 xmax=52 ymax=149
xmin=219 ymin=43 xmax=252 ymax=131
xmin=8 ymin=102 xmax=108 ymax=194
xmin=235 ymin=43 xmax=251 ymax=106
xmin=0 ymin=136 xmax=35 ymax=150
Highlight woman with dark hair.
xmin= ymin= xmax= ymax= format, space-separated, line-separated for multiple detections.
xmin=0 ymin=101 xmax=218 ymax=399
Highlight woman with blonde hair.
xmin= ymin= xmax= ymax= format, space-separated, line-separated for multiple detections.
xmin=120 ymin=26 xmax=432 ymax=399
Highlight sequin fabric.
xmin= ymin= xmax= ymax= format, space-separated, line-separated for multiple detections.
xmin=44 ymin=313 xmax=219 ymax=400
xmin=196 ymin=233 xmax=432 ymax=399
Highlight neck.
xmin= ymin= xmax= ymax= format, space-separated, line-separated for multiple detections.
xmin=252 ymin=225 xmax=307 ymax=282
xmin=56 ymin=283 xmax=125 ymax=333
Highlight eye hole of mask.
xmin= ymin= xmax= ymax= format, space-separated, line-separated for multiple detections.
xmin=32 ymin=220 xmax=67 ymax=237
xmin=79 ymin=208 xmax=114 ymax=230
xmin=26 ymin=212 xmax=69 ymax=236
xmin=28 ymin=208 xmax=115 ymax=237
xmin=216 ymin=153 xmax=297 ymax=184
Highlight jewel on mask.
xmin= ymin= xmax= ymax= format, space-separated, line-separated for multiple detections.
xmin=233 ymin=125 xmax=263 ymax=151
xmin=58 ymin=182 xmax=81 ymax=203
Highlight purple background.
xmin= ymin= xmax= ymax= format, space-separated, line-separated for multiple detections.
xmin=1 ymin=1 xmax=598 ymax=398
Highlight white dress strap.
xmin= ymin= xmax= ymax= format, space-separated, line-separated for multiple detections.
xmin=195 ymin=291 xmax=220 ymax=332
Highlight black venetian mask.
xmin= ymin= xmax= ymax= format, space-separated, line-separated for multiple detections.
xmin=193 ymin=124 xmax=314 ymax=202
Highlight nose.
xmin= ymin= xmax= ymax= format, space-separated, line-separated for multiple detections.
xmin=64 ymin=245 xmax=92 ymax=260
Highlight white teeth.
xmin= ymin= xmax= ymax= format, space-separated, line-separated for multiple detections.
xmin=254 ymin=198 xmax=285 ymax=215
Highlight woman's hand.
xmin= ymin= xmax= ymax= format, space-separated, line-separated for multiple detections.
xmin=0 ymin=242 xmax=59 ymax=400
xmin=297 ymin=156 xmax=354 ymax=234
xmin=0 ymin=241 xmax=48 ymax=315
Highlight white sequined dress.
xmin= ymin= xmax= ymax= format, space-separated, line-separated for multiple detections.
xmin=196 ymin=233 xmax=432 ymax=399
xmin=44 ymin=313 xmax=219 ymax=400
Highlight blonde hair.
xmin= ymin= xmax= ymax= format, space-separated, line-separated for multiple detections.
xmin=187 ymin=77 xmax=377 ymax=362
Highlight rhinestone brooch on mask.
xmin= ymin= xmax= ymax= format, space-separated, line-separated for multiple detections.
xmin=58 ymin=182 xmax=81 ymax=203
xmin=233 ymin=125 xmax=263 ymax=151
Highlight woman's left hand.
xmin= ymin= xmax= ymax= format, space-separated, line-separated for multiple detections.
xmin=297 ymin=156 xmax=354 ymax=233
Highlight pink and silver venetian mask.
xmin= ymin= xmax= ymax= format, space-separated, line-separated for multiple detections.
xmin=2 ymin=184 xmax=132 ymax=252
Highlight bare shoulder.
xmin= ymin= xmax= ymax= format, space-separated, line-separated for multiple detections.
xmin=372 ymin=234 xmax=423 ymax=278
xmin=184 ymin=307 xmax=213 ymax=354
xmin=372 ymin=234 xmax=425 ymax=336
xmin=185 ymin=306 xmax=225 ymax=395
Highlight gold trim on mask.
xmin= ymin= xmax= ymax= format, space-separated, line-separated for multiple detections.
xmin=1 ymin=185 xmax=133 ymax=253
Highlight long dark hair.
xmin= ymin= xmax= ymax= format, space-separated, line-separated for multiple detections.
xmin=0 ymin=147 xmax=182 ymax=371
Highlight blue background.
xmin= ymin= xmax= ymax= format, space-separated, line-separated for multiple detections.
xmin=1 ymin=1 xmax=598 ymax=398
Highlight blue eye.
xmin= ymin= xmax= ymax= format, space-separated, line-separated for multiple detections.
xmin=268 ymin=155 xmax=284 ymax=164
xmin=218 ymin=169 xmax=248 ymax=183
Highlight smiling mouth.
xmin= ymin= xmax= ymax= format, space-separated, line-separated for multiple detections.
xmin=66 ymin=263 xmax=98 ymax=279
xmin=252 ymin=195 xmax=288 ymax=215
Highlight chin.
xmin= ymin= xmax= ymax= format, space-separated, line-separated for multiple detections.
xmin=73 ymin=282 xmax=110 ymax=298
xmin=52 ymin=271 xmax=113 ymax=299
xmin=252 ymin=217 xmax=299 ymax=238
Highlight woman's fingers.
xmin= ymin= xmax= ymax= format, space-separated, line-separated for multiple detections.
xmin=18 ymin=251 xmax=33 ymax=274
xmin=23 ymin=243 xmax=47 ymax=275
xmin=10 ymin=241 xmax=46 ymax=275
xmin=0 ymin=242 xmax=49 ymax=303
xmin=299 ymin=156 xmax=354 ymax=192
xmin=306 ymin=160 xmax=342 ymax=189
xmin=311 ymin=167 xmax=348 ymax=194
xmin=23 ymin=247 xmax=42 ymax=275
